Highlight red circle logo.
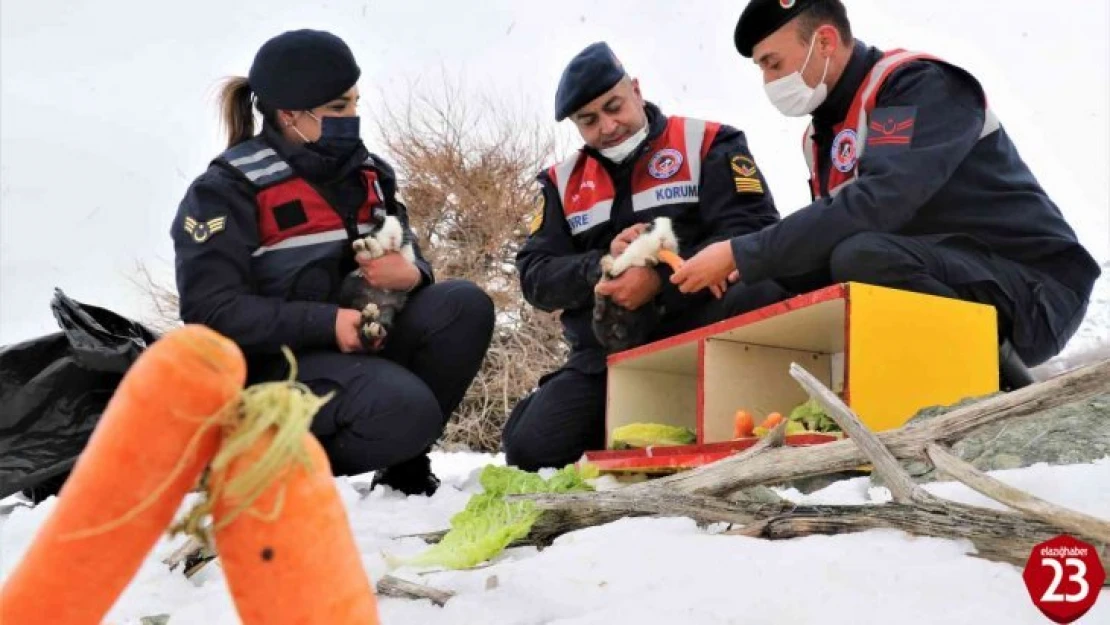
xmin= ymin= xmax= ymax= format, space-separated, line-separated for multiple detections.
xmin=647 ymin=148 xmax=684 ymax=180
xmin=831 ymin=129 xmax=858 ymax=173
xmin=1022 ymin=535 xmax=1105 ymax=623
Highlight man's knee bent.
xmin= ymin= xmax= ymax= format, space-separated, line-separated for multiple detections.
xmin=828 ymin=232 xmax=912 ymax=285
xmin=340 ymin=372 xmax=444 ymax=469
xmin=501 ymin=370 xmax=606 ymax=472
xmin=440 ymin=279 xmax=496 ymax=333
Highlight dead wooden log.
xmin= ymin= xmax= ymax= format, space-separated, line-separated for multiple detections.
xmin=375 ymin=575 xmax=455 ymax=606
xmin=684 ymin=359 xmax=1109 ymax=497
xmin=787 ymin=363 xmax=936 ymax=505
xmin=728 ymin=501 xmax=1109 ymax=569
xmin=512 ymin=361 xmax=1110 ymax=572
xmin=782 ymin=363 xmax=1109 ymax=569
xmin=925 ymin=442 xmax=1110 ymax=544
xmin=517 ymin=486 xmax=1108 ymax=568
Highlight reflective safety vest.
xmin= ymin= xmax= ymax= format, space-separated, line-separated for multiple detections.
xmin=216 ymin=137 xmax=389 ymax=299
xmin=547 ymin=116 xmax=720 ymax=236
xmin=803 ymin=49 xmax=1001 ymax=199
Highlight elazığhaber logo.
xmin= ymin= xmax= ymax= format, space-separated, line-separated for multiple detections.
xmin=1022 ymin=534 xmax=1105 ymax=623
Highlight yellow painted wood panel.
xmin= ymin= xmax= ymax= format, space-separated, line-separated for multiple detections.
xmin=847 ymin=283 xmax=999 ymax=432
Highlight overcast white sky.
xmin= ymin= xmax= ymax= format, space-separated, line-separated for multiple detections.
xmin=1 ymin=0 xmax=1107 ymax=344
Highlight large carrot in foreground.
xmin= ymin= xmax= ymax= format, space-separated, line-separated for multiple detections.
xmin=178 ymin=363 xmax=380 ymax=625
xmin=0 ymin=324 xmax=246 ymax=625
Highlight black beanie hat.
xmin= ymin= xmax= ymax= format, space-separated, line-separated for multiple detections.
xmin=248 ymin=29 xmax=361 ymax=111
xmin=734 ymin=0 xmax=818 ymax=58
xmin=554 ymin=42 xmax=628 ymax=122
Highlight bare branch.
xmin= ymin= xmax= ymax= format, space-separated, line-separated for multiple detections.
xmin=925 ymin=442 xmax=1110 ymax=543
xmin=788 ymin=363 xmax=936 ymax=505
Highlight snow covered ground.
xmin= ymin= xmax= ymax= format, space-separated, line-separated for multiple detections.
xmin=2 ymin=452 xmax=1108 ymax=624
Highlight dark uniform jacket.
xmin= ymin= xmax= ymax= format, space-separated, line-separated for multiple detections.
xmin=171 ymin=123 xmax=433 ymax=373
xmin=517 ymin=102 xmax=780 ymax=370
xmin=730 ymin=40 xmax=1100 ymax=311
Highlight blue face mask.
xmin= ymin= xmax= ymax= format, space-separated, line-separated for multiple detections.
xmin=306 ymin=114 xmax=365 ymax=159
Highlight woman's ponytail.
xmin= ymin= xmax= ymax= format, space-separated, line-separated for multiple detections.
xmin=217 ymin=76 xmax=256 ymax=148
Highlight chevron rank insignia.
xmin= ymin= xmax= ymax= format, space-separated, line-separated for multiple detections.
xmin=183 ymin=216 xmax=227 ymax=243
xmin=730 ymin=155 xmax=764 ymax=195
xmin=527 ymin=191 xmax=545 ymax=236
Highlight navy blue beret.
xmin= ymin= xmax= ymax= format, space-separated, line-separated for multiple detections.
xmin=734 ymin=0 xmax=818 ymax=58
xmin=248 ymin=29 xmax=361 ymax=111
xmin=555 ymin=42 xmax=628 ymax=121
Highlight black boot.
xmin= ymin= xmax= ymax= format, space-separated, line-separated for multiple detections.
xmin=999 ymin=339 xmax=1035 ymax=392
xmin=370 ymin=451 xmax=440 ymax=496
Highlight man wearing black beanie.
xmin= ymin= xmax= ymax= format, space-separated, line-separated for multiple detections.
xmin=171 ymin=29 xmax=496 ymax=496
xmin=672 ymin=0 xmax=1099 ymax=391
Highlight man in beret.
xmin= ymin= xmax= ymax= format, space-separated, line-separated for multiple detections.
xmin=672 ymin=0 xmax=1100 ymax=389
xmin=503 ymin=41 xmax=788 ymax=471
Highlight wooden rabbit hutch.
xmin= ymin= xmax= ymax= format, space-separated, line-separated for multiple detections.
xmin=582 ymin=282 xmax=1001 ymax=473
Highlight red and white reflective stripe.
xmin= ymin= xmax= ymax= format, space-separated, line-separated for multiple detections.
xmin=630 ymin=118 xmax=707 ymax=212
xmin=551 ymin=152 xmax=582 ymax=207
xmin=805 ymin=50 xmax=1003 ymax=199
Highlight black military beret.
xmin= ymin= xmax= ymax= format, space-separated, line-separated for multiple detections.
xmin=555 ymin=42 xmax=628 ymax=121
xmin=734 ymin=0 xmax=818 ymax=58
xmin=248 ymin=29 xmax=361 ymax=111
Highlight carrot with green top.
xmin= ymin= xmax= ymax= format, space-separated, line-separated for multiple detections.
xmin=0 ymin=324 xmax=246 ymax=625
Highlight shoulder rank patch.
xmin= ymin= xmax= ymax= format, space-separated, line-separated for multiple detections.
xmin=527 ymin=192 xmax=545 ymax=235
xmin=184 ymin=215 xmax=227 ymax=243
xmin=730 ymin=155 xmax=764 ymax=194
xmin=867 ymin=106 xmax=917 ymax=154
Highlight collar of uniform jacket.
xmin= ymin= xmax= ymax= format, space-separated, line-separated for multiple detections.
xmin=580 ymin=101 xmax=668 ymax=168
xmin=810 ymin=39 xmax=883 ymax=130
xmin=260 ymin=121 xmax=370 ymax=184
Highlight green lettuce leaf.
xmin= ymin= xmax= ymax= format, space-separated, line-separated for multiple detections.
xmin=388 ymin=463 xmax=598 ymax=570
xmin=610 ymin=423 xmax=696 ymax=449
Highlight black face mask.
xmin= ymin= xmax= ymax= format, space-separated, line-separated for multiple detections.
xmin=278 ymin=114 xmax=369 ymax=183
xmin=306 ymin=115 xmax=365 ymax=160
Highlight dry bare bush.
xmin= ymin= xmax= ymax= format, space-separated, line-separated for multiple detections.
xmin=130 ymin=262 xmax=182 ymax=335
xmin=371 ymin=77 xmax=569 ymax=451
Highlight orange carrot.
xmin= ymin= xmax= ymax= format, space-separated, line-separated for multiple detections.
xmin=204 ymin=378 xmax=380 ymax=625
xmin=657 ymin=249 xmax=685 ymax=273
xmin=760 ymin=412 xmax=785 ymax=429
xmin=733 ymin=410 xmax=755 ymax=438
xmin=0 ymin=324 xmax=245 ymax=625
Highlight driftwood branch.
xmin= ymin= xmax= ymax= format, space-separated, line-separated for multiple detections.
xmin=788 ymin=362 xmax=935 ymax=505
xmin=728 ymin=501 xmax=1110 ymax=569
xmin=925 ymin=442 xmax=1110 ymax=544
xmin=511 ymin=360 xmax=1110 ymax=571
xmin=375 ymin=575 xmax=455 ymax=607
xmin=517 ymin=486 xmax=1110 ymax=568
xmin=687 ymin=360 xmax=1109 ymax=497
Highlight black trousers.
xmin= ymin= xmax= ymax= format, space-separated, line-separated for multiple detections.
xmin=277 ymin=280 xmax=494 ymax=476
xmin=501 ymin=279 xmax=789 ymax=471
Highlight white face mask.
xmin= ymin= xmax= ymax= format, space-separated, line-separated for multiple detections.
xmin=764 ymin=35 xmax=831 ymax=117
xmin=599 ymin=123 xmax=649 ymax=162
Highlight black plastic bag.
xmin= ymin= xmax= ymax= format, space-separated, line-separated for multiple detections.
xmin=0 ymin=289 xmax=159 ymax=501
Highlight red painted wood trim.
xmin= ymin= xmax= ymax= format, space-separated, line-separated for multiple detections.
xmin=696 ymin=340 xmax=706 ymax=445
xmin=584 ymin=434 xmax=840 ymax=462
xmin=843 ymin=283 xmax=852 ymax=404
xmin=606 ymin=284 xmax=848 ymax=367
xmin=582 ymin=434 xmax=841 ymax=471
